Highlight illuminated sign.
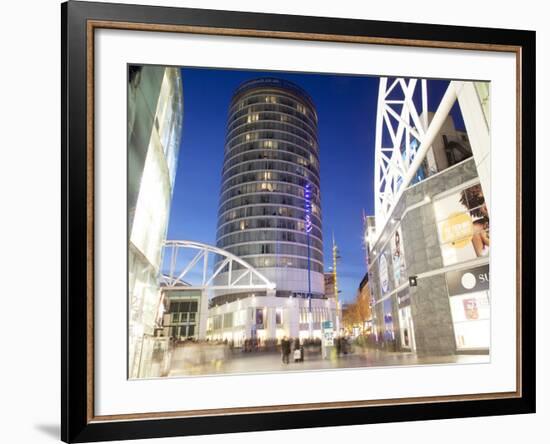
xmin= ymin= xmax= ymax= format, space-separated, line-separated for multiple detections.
xmin=446 ymin=264 xmax=489 ymax=296
xmin=304 ymin=182 xmax=312 ymax=233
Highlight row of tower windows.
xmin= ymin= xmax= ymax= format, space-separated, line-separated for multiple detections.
xmin=218 ymin=188 xmax=321 ymax=220
xmin=222 ymin=159 xmax=319 ymax=183
xmin=227 ymin=102 xmax=317 ymax=133
xmin=226 ymin=130 xmax=317 ymax=153
xmin=222 ymin=139 xmax=319 ymax=166
xmin=227 ymin=122 xmax=316 ymax=148
xmin=224 ymin=243 xmax=324 ymax=263
xmin=227 ymin=113 xmax=318 ymax=142
xmin=230 ymin=93 xmax=317 ymax=123
xmin=221 ymin=168 xmax=320 ymax=193
xmin=217 ymin=229 xmax=323 ymax=252
xmin=227 ymin=108 xmax=317 ymax=135
xmin=223 ymin=255 xmax=324 ymax=273
xmin=218 ymin=181 xmax=316 ymax=209
xmin=216 ymin=217 xmax=322 ymax=240
xmin=221 ymin=161 xmax=320 ymax=188
xmin=222 ymin=148 xmax=319 ymax=176
xmin=218 ymin=192 xmax=320 ymax=217
xmin=218 ymin=202 xmax=321 ymax=227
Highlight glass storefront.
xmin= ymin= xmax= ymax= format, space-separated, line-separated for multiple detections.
xmin=446 ymin=265 xmax=490 ymax=351
xmin=397 ymin=290 xmax=415 ymax=351
xmin=449 ymin=291 xmax=490 ymax=350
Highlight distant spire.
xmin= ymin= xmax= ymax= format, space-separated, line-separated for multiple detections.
xmin=332 ymin=232 xmax=339 ymax=304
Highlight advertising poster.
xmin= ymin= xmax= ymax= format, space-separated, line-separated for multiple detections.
xmin=434 ymin=183 xmax=490 ymax=266
xmin=390 ymin=226 xmax=407 ymax=286
xmin=379 ymin=253 xmax=390 ymax=294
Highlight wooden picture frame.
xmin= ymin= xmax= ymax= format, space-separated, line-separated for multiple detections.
xmin=62 ymin=1 xmax=535 ymax=442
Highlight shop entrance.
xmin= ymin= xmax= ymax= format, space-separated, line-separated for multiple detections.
xmin=449 ymin=290 xmax=490 ymax=351
xmin=445 ymin=265 xmax=490 ymax=352
xmin=397 ymin=290 xmax=416 ymax=351
xmin=398 ymin=305 xmax=416 ymax=351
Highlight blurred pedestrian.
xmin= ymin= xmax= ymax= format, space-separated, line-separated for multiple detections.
xmin=281 ymin=337 xmax=291 ymax=364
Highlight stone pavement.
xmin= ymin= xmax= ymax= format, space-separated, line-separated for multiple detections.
xmin=167 ymin=346 xmax=489 ymax=377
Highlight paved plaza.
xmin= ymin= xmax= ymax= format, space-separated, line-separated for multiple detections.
xmin=167 ymin=346 xmax=489 ymax=377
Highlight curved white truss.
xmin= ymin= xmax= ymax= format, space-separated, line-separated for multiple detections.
xmin=161 ymin=240 xmax=276 ymax=292
xmin=374 ymin=79 xmax=482 ymax=237
xmin=374 ymin=78 xmax=429 ymax=232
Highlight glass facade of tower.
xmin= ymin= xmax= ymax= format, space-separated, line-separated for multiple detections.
xmin=214 ymin=78 xmax=324 ymax=303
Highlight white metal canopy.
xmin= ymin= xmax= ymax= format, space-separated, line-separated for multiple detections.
xmin=373 ymin=78 xmax=490 ymax=241
xmin=161 ymin=240 xmax=276 ymax=292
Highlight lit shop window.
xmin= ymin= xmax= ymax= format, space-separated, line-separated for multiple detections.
xmin=234 ymin=310 xmax=246 ymax=327
xmin=223 ymin=313 xmax=234 ymax=328
xmin=449 ymin=291 xmax=490 ymax=350
xmin=433 ymin=183 xmax=490 ymax=266
xmin=276 ymin=308 xmax=283 ymax=325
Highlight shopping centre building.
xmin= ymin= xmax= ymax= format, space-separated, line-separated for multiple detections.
xmin=127 ymin=66 xmax=184 ymax=377
xmin=366 ymin=80 xmax=491 ymax=356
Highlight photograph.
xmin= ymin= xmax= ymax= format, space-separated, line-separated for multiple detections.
xmin=127 ymin=65 xmax=491 ymax=379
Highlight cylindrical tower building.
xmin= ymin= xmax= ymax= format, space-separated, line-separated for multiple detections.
xmin=213 ymin=78 xmax=324 ymax=306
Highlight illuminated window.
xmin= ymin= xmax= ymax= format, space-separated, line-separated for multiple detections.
xmin=260 ymin=182 xmax=273 ymax=191
xmin=263 ymin=140 xmax=278 ymax=149
xmin=276 ymin=308 xmax=283 ymax=325
xmin=247 ymin=113 xmax=259 ymax=123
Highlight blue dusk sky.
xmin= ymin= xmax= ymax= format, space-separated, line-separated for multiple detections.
xmin=165 ymin=66 xmax=464 ymax=303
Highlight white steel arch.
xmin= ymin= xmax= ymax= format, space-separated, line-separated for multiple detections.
xmin=374 ymin=78 xmax=429 ymax=232
xmin=161 ymin=240 xmax=276 ymax=292
xmin=373 ymin=78 xmax=490 ymax=237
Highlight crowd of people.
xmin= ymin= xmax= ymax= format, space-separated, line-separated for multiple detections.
xmin=280 ymin=337 xmax=305 ymax=363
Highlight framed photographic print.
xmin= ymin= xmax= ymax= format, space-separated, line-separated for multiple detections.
xmin=61 ymin=0 xmax=536 ymax=442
